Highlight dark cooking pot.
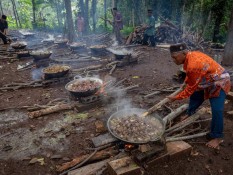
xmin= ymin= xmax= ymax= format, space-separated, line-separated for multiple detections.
xmin=42 ymin=65 xmax=71 ymax=79
xmin=107 ymin=108 xmax=165 ymax=144
xmin=30 ymin=51 xmax=52 ymax=61
xmin=65 ymin=77 xmax=103 ymax=97
xmin=11 ymin=43 xmax=27 ymax=50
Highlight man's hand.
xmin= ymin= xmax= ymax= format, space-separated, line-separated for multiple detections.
xmin=167 ymin=96 xmax=177 ymax=102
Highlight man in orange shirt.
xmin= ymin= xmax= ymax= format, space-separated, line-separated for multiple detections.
xmin=168 ymin=43 xmax=231 ymax=149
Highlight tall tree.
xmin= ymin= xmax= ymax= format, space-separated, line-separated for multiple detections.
xmin=222 ymin=5 xmax=233 ymax=66
xmin=31 ymin=0 xmax=36 ymax=28
xmin=0 ymin=0 xmax=3 ymax=15
xmin=64 ymin=0 xmax=76 ymax=42
xmin=104 ymin=0 xmax=107 ymax=28
xmin=84 ymin=0 xmax=90 ymax=34
xmin=91 ymin=0 xmax=97 ymax=32
xmin=212 ymin=0 xmax=227 ymax=42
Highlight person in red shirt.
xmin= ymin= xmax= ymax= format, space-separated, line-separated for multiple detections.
xmin=168 ymin=43 xmax=231 ymax=149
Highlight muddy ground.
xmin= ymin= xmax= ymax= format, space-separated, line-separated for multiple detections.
xmin=0 ymin=31 xmax=232 ymax=175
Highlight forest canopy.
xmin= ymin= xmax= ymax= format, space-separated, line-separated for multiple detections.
xmin=1 ymin=0 xmax=233 ymax=43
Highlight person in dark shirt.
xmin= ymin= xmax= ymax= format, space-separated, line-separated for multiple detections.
xmin=0 ymin=15 xmax=9 ymax=44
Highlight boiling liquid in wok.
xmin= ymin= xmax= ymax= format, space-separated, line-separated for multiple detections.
xmin=67 ymin=80 xmax=101 ymax=92
xmin=109 ymin=114 xmax=163 ymax=143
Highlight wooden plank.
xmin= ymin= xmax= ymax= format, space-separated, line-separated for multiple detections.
xmin=91 ymin=133 xmax=118 ymax=148
xmin=166 ymin=141 xmax=192 ymax=160
xmin=108 ymin=156 xmax=142 ymax=175
xmin=68 ymin=158 xmax=110 ymax=175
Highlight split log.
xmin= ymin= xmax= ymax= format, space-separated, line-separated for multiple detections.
xmin=109 ymin=64 xmax=116 ymax=75
xmin=163 ymin=104 xmax=188 ymax=124
xmin=28 ymin=103 xmax=75 ymax=118
xmin=72 ymin=65 xmax=102 ymax=73
xmin=126 ymin=33 xmax=134 ymax=45
xmin=166 ymin=132 xmax=208 ymax=142
xmin=58 ymin=146 xmax=118 ymax=173
xmin=166 ymin=107 xmax=208 ymax=135
xmin=142 ymin=88 xmax=182 ymax=117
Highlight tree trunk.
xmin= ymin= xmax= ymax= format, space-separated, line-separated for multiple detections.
xmin=212 ymin=0 xmax=226 ymax=42
xmin=84 ymin=0 xmax=90 ymax=34
xmin=104 ymin=0 xmax=107 ymax=28
xmin=0 ymin=1 xmax=3 ymax=15
xmin=222 ymin=5 xmax=233 ymax=66
xmin=31 ymin=0 xmax=36 ymax=29
xmin=10 ymin=0 xmax=19 ymax=28
xmin=91 ymin=0 xmax=97 ymax=32
xmin=55 ymin=0 xmax=62 ymax=30
xmin=64 ymin=0 xmax=76 ymax=42
xmin=12 ymin=0 xmax=21 ymax=28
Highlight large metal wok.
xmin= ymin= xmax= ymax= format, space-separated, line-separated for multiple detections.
xmin=30 ymin=51 xmax=52 ymax=61
xmin=65 ymin=77 xmax=103 ymax=98
xmin=11 ymin=42 xmax=27 ymax=50
xmin=42 ymin=64 xmax=70 ymax=79
xmin=107 ymin=108 xmax=165 ymax=144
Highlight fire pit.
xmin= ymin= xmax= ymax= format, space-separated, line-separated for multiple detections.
xmin=17 ymin=51 xmax=30 ymax=58
xmin=42 ymin=64 xmax=70 ymax=79
xmin=11 ymin=42 xmax=27 ymax=50
xmin=90 ymin=45 xmax=108 ymax=56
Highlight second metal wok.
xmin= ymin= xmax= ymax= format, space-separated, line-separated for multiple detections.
xmin=65 ymin=77 xmax=103 ymax=98
xmin=107 ymin=108 xmax=165 ymax=144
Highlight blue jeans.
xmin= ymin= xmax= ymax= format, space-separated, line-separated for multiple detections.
xmin=187 ymin=89 xmax=226 ymax=138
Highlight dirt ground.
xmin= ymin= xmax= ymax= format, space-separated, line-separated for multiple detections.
xmin=0 ymin=31 xmax=232 ymax=175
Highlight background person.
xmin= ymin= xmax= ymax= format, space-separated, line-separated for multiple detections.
xmin=0 ymin=15 xmax=9 ymax=44
xmin=142 ymin=9 xmax=156 ymax=47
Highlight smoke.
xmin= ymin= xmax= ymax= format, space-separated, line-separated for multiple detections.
xmin=106 ymin=47 xmax=132 ymax=55
xmin=31 ymin=67 xmax=43 ymax=80
xmin=111 ymin=36 xmax=119 ymax=47
xmin=104 ymin=75 xmax=134 ymax=111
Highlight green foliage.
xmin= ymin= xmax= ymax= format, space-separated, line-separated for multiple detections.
xmin=121 ymin=26 xmax=134 ymax=36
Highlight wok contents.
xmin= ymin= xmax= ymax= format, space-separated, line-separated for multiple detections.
xmin=43 ymin=65 xmax=70 ymax=74
xmin=109 ymin=114 xmax=163 ymax=143
xmin=67 ymin=80 xmax=102 ymax=92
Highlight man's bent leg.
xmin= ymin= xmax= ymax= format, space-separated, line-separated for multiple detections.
xmin=187 ymin=90 xmax=205 ymax=116
xmin=0 ymin=32 xmax=7 ymax=44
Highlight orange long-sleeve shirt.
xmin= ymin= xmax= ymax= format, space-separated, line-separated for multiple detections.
xmin=175 ymin=51 xmax=231 ymax=100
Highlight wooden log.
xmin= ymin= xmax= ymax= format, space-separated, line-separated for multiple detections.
xmin=57 ymin=147 xmax=118 ymax=172
xmin=28 ymin=103 xmax=75 ymax=118
xmin=72 ymin=65 xmax=102 ymax=72
xmin=166 ymin=132 xmax=208 ymax=142
xmin=142 ymin=88 xmax=182 ymax=117
xmin=126 ymin=33 xmax=133 ymax=45
xmin=166 ymin=107 xmax=208 ymax=134
xmin=163 ymin=104 xmax=188 ymax=124
xmin=143 ymin=91 xmax=161 ymax=98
